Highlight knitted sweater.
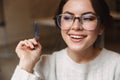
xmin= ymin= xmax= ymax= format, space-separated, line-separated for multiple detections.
xmin=11 ymin=48 xmax=120 ymax=80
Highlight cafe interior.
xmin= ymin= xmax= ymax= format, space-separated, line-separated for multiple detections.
xmin=0 ymin=0 xmax=120 ymax=80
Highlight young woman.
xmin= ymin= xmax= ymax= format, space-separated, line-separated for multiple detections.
xmin=11 ymin=0 xmax=120 ymax=80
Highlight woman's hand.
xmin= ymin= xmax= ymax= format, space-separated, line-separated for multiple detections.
xmin=15 ymin=38 xmax=42 ymax=73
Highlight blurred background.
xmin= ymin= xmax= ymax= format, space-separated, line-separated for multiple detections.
xmin=0 ymin=0 xmax=119 ymax=80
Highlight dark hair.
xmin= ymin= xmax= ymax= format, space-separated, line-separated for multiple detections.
xmin=54 ymin=0 xmax=113 ymax=30
xmin=54 ymin=0 xmax=114 ymax=48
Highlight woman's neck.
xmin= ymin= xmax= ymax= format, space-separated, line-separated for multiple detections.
xmin=67 ymin=47 xmax=101 ymax=64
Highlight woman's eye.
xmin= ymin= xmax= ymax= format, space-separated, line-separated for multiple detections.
xmin=63 ymin=16 xmax=73 ymax=21
xmin=83 ymin=16 xmax=96 ymax=21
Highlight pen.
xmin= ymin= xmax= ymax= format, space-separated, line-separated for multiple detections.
xmin=34 ymin=21 xmax=39 ymax=41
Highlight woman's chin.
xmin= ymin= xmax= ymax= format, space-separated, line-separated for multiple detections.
xmin=68 ymin=46 xmax=84 ymax=52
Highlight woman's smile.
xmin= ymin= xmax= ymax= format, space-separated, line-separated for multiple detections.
xmin=69 ymin=33 xmax=87 ymax=42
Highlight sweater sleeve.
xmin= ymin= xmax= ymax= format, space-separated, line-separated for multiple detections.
xmin=11 ymin=66 xmax=41 ymax=80
xmin=11 ymin=55 xmax=51 ymax=80
xmin=11 ymin=54 xmax=55 ymax=80
xmin=115 ymin=56 xmax=120 ymax=80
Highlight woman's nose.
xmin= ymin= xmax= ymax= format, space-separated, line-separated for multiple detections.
xmin=71 ymin=19 xmax=83 ymax=30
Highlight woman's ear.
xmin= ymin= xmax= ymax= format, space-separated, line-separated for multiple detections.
xmin=98 ymin=25 xmax=104 ymax=35
xmin=99 ymin=28 xmax=104 ymax=35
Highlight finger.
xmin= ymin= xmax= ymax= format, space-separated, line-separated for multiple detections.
xmin=17 ymin=39 xmax=33 ymax=49
xmin=17 ymin=40 xmax=27 ymax=48
xmin=16 ymin=38 xmax=41 ymax=51
xmin=35 ymin=42 xmax=42 ymax=50
xmin=26 ymin=39 xmax=41 ymax=50
xmin=24 ymin=40 xmax=31 ymax=47
xmin=28 ymin=38 xmax=38 ymax=45
xmin=24 ymin=40 xmax=35 ymax=49
xmin=15 ymin=40 xmax=27 ymax=52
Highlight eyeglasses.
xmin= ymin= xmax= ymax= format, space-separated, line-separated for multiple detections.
xmin=56 ymin=13 xmax=100 ymax=30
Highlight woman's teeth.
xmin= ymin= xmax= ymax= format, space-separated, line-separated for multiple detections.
xmin=70 ymin=35 xmax=85 ymax=39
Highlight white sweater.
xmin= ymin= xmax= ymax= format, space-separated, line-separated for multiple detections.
xmin=11 ymin=48 xmax=120 ymax=80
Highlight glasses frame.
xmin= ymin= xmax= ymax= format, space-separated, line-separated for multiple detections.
xmin=56 ymin=12 xmax=100 ymax=30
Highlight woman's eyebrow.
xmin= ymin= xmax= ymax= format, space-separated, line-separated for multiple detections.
xmin=81 ymin=12 xmax=96 ymax=15
xmin=63 ymin=11 xmax=74 ymax=15
xmin=63 ymin=11 xmax=96 ymax=16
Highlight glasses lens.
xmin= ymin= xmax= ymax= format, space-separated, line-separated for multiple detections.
xmin=57 ymin=13 xmax=99 ymax=30
xmin=57 ymin=14 xmax=74 ymax=30
xmin=81 ymin=14 xmax=98 ymax=30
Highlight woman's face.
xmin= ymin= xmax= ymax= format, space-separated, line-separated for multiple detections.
xmin=61 ymin=0 xmax=103 ymax=52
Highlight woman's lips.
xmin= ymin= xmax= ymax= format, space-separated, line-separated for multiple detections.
xmin=69 ymin=34 xmax=87 ymax=42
